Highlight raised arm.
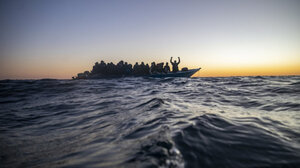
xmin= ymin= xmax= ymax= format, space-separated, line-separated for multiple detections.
xmin=177 ymin=57 xmax=180 ymax=64
xmin=170 ymin=57 xmax=173 ymax=64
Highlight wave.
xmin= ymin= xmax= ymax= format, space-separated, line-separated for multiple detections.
xmin=0 ymin=76 xmax=299 ymax=167
xmin=173 ymin=114 xmax=300 ymax=168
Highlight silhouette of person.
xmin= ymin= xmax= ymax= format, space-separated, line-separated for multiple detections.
xmin=164 ymin=62 xmax=170 ymax=73
xmin=107 ymin=62 xmax=115 ymax=75
xmin=170 ymin=57 xmax=180 ymax=72
xmin=99 ymin=60 xmax=106 ymax=74
xmin=145 ymin=63 xmax=150 ymax=75
xmin=117 ymin=60 xmax=124 ymax=75
xmin=124 ymin=62 xmax=131 ymax=75
xmin=156 ymin=62 xmax=164 ymax=73
xmin=150 ymin=62 xmax=157 ymax=74
xmin=133 ymin=62 xmax=139 ymax=75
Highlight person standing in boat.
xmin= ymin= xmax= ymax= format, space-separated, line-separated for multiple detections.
xmin=164 ymin=62 xmax=170 ymax=73
xmin=170 ymin=57 xmax=180 ymax=72
xmin=150 ymin=62 xmax=158 ymax=74
xmin=156 ymin=62 xmax=164 ymax=73
xmin=133 ymin=62 xmax=139 ymax=75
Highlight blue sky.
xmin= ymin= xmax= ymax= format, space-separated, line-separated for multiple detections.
xmin=0 ymin=0 xmax=299 ymax=78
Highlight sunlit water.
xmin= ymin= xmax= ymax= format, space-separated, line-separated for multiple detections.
xmin=1 ymin=76 xmax=300 ymax=168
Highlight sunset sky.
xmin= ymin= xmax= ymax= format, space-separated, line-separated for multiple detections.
xmin=0 ymin=0 xmax=299 ymax=79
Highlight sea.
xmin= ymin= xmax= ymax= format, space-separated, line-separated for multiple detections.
xmin=1 ymin=76 xmax=300 ymax=168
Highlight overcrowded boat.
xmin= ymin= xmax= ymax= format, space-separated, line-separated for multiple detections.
xmin=73 ymin=57 xmax=200 ymax=79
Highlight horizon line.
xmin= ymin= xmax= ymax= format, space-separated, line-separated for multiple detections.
xmin=1 ymin=74 xmax=300 ymax=80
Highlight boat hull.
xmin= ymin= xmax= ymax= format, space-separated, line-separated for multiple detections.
xmin=149 ymin=68 xmax=200 ymax=78
xmin=76 ymin=68 xmax=201 ymax=79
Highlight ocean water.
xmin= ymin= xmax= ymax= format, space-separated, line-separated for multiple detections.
xmin=0 ymin=76 xmax=300 ymax=168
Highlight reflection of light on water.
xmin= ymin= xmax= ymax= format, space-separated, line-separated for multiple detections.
xmin=1 ymin=76 xmax=300 ymax=167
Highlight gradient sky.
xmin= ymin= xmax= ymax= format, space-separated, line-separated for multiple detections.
xmin=0 ymin=0 xmax=299 ymax=79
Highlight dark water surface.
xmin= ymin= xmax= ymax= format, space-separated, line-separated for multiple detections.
xmin=1 ymin=76 xmax=300 ymax=168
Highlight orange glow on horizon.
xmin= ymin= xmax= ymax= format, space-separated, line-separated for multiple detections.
xmin=1 ymin=62 xmax=299 ymax=79
xmin=192 ymin=64 xmax=300 ymax=77
xmin=1 ymin=51 xmax=299 ymax=79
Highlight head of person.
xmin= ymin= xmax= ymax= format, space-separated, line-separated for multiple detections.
xmin=141 ymin=62 xmax=145 ymax=65
xmin=174 ymin=60 xmax=177 ymax=63
xmin=135 ymin=62 xmax=138 ymax=65
xmin=166 ymin=62 xmax=168 ymax=65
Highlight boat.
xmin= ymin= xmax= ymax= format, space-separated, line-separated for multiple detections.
xmin=73 ymin=68 xmax=201 ymax=79
xmin=73 ymin=61 xmax=201 ymax=79
xmin=149 ymin=68 xmax=201 ymax=78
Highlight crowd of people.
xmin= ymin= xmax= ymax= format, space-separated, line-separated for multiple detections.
xmin=76 ymin=57 xmax=181 ymax=78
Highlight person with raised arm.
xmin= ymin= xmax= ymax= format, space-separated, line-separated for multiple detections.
xmin=170 ymin=57 xmax=180 ymax=72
